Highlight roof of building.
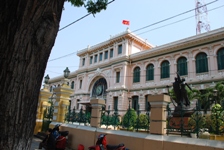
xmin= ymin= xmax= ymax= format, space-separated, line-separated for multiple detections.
xmin=76 ymin=28 xmax=154 ymax=56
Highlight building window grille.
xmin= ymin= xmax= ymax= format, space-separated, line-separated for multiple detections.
xmin=118 ymin=44 xmax=122 ymax=54
xmin=113 ymin=97 xmax=118 ymax=110
xmin=79 ymin=80 xmax=82 ymax=89
xmin=82 ymin=58 xmax=85 ymax=66
xmin=217 ymin=48 xmax=224 ymax=70
xmin=94 ymin=55 xmax=98 ymax=63
xmin=145 ymin=95 xmax=151 ymax=111
xmin=132 ymin=96 xmax=139 ymax=110
xmin=71 ymin=81 xmax=74 ymax=89
xmin=161 ymin=60 xmax=170 ymax=79
xmin=90 ymin=56 xmax=93 ymax=64
xmin=196 ymin=52 xmax=208 ymax=73
xmin=104 ymin=51 xmax=108 ymax=60
xmin=77 ymin=99 xmax=80 ymax=110
xmin=133 ymin=67 xmax=140 ymax=83
xmin=146 ymin=64 xmax=154 ymax=81
xmin=110 ymin=49 xmax=113 ymax=58
xmin=116 ymin=71 xmax=120 ymax=83
xmin=177 ymin=57 xmax=188 ymax=76
xmin=99 ymin=53 xmax=103 ymax=61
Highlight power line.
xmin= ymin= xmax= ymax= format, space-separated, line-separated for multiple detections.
xmin=133 ymin=0 xmax=218 ymax=33
xmin=59 ymin=0 xmax=115 ymax=31
xmin=49 ymin=0 xmax=220 ymax=62
xmin=48 ymin=0 xmax=115 ymax=62
xmin=48 ymin=51 xmax=77 ymax=62
xmin=137 ymin=4 xmax=224 ymax=36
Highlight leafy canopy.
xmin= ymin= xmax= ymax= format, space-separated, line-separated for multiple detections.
xmin=67 ymin=0 xmax=108 ymax=15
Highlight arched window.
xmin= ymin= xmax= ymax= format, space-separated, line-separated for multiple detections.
xmin=217 ymin=48 xmax=224 ymax=70
xmin=146 ymin=64 xmax=154 ymax=81
xmin=71 ymin=81 xmax=74 ymax=89
xmin=133 ymin=67 xmax=140 ymax=83
xmin=177 ymin=57 xmax=188 ymax=76
xmin=161 ymin=61 xmax=170 ymax=79
xmin=196 ymin=52 xmax=208 ymax=73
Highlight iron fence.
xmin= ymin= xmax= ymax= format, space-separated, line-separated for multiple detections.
xmin=100 ymin=107 xmax=151 ymax=133
xmin=64 ymin=107 xmax=91 ymax=125
xmin=165 ymin=102 xmax=224 ymax=137
xmin=64 ymin=106 xmax=151 ymax=133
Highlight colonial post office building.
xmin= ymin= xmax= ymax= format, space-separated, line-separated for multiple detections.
xmin=48 ymin=27 xmax=224 ymax=112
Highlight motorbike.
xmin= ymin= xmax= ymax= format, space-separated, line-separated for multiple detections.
xmin=53 ymin=124 xmax=69 ymax=150
xmin=88 ymin=134 xmax=129 ymax=150
xmin=55 ymin=131 xmax=69 ymax=150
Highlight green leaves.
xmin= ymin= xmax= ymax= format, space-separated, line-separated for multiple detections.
xmin=67 ymin=0 xmax=85 ymax=7
xmin=211 ymin=104 xmax=224 ymax=134
xmin=67 ymin=0 xmax=108 ymax=15
xmin=86 ymin=0 xmax=108 ymax=14
xmin=122 ymin=108 xmax=137 ymax=129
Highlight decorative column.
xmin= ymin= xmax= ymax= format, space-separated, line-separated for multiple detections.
xmin=148 ymin=94 xmax=170 ymax=135
xmin=34 ymin=75 xmax=51 ymax=134
xmin=90 ymin=98 xmax=105 ymax=127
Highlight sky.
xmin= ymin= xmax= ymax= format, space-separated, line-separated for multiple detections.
xmin=44 ymin=0 xmax=224 ymax=81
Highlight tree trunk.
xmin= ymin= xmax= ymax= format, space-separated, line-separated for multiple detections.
xmin=0 ymin=0 xmax=64 ymax=149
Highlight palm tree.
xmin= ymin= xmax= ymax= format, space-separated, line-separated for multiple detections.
xmin=199 ymin=82 xmax=224 ymax=113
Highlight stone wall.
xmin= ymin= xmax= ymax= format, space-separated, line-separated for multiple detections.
xmin=59 ymin=123 xmax=224 ymax=150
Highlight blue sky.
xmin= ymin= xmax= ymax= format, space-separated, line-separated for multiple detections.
xmin=44 ymin=0 xmax=224 ymax=80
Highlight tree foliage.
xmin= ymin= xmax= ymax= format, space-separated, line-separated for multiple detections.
xmin=211 ymin=104 xmax=224 ymax=134
xmin=122 ymin=108 xmax=137 ymax=129
xmin=199 ymin=82 xmax=224 ymax=112
xmin=136 ymin=114 xmax=150 ymax=129
xmin=67 ymin=0 xmax=108 ymax=15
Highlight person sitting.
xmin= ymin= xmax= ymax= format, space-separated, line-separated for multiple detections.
xmin=38 ymin=128 xmax=56 ymax=150
xmin=52 ymin=124 xmax=61 ymax=140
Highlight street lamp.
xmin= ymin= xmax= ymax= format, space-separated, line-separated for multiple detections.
xmin=44 ymin=74 xmax=50 ymax=84
xmin=64 ymin=67 xmax=70 ymax=78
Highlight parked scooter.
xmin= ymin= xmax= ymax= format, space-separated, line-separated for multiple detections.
xmin=88 ymin=134 xmax=129 ymax=150
xmin=53 ymin=124 xmax=69 ymax=150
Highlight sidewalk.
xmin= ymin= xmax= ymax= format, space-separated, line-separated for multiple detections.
xmin=30 ymin=136 xmax=42 ymax=150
